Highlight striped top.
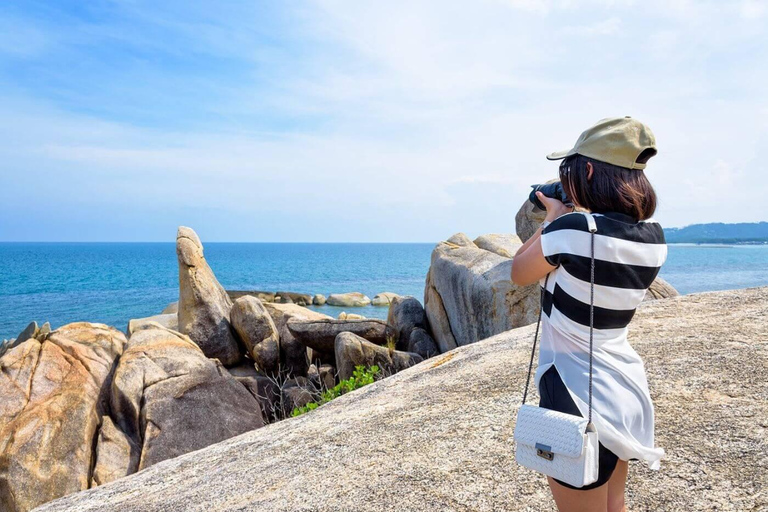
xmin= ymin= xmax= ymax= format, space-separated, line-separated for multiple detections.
xmin=533 ymin=210 xmax=668 ymax=469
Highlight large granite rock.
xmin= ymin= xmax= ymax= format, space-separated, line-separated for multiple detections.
xmin=645 ymin=276 xmax=680 ymax=301
xmin=230 ymin=296 xmax=280 ymax=374
xmin=472 ymin=234 xmax=524 ymax=258
xmin=334 ymin=331 xmax=423 ymax=381
xmin=91 ymin=416 xmax=139 ymax=487
xmin=386 ymin=295 xmax=428 ymax=351
xmin=406 ymin=327 xmax=439 ymax=359
xmin=263 ymin=303 xmax=332 ymax=377
xmin=127 ymin=313 xmax=177 ymax=336
xmin=110 ymin=323 xmax=264 ymax=473
xmin=0 ymin=323 xmax=126 ymax=512
xmin=371 ymin=292 xmax=400 ymax=306
xmin=326 ymin=292 xmax=371 ymax=307
xmin=286 ymin=318 xmax=393 ymax=353
xmin=176 ymin=226 xmax=241 ymax=367
xmin=35 ymin=287 xmax=768 ymax=512
xmin=423 ymin=233 xmax=540 ymax=349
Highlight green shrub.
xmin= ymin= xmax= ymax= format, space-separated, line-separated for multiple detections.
xmin=291 ymin=364 xmax=380 ymax=417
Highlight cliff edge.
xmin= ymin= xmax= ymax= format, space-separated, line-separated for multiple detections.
xmin=36 ymin=287 xmax=768 ymax=512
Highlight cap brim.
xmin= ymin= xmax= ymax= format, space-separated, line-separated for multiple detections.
xmin=546 ymin=148 xmax=574 ymax=161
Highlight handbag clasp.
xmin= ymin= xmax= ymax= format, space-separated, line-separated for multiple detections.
xmin=535 ymin=443 xmax=554 ymax=461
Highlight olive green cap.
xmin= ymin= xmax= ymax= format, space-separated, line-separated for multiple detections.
xmin=546 ymin=116 xmax=657 ymax=170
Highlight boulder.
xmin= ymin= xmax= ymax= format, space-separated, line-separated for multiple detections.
xmin=334 ymin=332 xmax=423 ymax=381
xmin=161 ymin=302 xmax=179 ymax=314
xmin=33 ymin=287 xmax=768 ymax=512
xmin=515 ymin=185 xmax=550 ymax=242
xmin=280 ymin=376 xmax=320 ymax=417
xmin=386 ymin=295 xmax=428 ymax=351
xmin=0 ymin=322 xmax=126 ymax=512
xmin=473 ymin=234 xmax=524 ymax=258
xmin=275 ymin=292 xmax=313 ymax=306
xmin=308 ymin=363 xmax=336 ymax=391
xmin=263 ymin=303 xmax=332 ymax=377
xmin=228 ymin=290 xmax=277 ymax=303
xmin=286 ymin=318 xmax=393 ymax=353
xmin=226 ymin=361 xmax=262 ymax=379
xmin=110 ymin=323 xmax=264 ymax=473
xmin=127 ymin=314 xmax=178 ymax=336
xmin=236 ymin=376 xmax=281 ymax=424
xmin=645 ymin=276 xmax=680 ymax=301
xmin=15 ymin=321 xmax=38 ymax=345
xmin=371 ymin=292 xmax=400 ymax=306
xmin=407 ymin=327 xmax=439 ymax=359
xmin=230 ymin=296 xmax=281 ymax=374
xmin=326 ymin=292 xmax=371 ymax=307
xmin=312 ymin=294 xmax=327 ymax=305
xmin=91 ymin=416 xmax=140 ymax=487
xmin=424 ymin=235 xmax=540 ymax=348
xmin=337 ymin=312 xmax=365 ymax=320
xmin=176 ymin=226 xmax=241 ymax=367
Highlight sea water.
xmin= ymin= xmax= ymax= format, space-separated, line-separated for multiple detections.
xmin=1 ymin=242 xmax=767 ymax=340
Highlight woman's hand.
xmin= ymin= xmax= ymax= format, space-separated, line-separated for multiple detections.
xmin=535 ymin=191 xmax=573 ymax=222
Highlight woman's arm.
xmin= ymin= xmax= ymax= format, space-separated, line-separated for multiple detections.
xmin=511 ymin=191 xmax=572 ymax=286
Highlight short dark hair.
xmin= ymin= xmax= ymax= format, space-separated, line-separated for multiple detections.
xmin=559 ymin=151 xmax=658 ymax=221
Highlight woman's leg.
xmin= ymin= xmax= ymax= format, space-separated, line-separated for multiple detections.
xmin=606 ymin=460 xmax=629 ymax=512
xmin=547 ymin=477 xmax=608 ymax=512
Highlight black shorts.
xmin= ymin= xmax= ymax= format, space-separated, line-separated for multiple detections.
xmin=538 ymin=365 xmax=619 ymax=490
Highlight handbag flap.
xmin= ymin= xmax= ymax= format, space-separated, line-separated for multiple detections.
xmin=514 ymin=404 xmax=589 ymax=458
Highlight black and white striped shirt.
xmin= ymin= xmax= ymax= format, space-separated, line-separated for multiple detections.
xmin=539 ymin=211 xmax=667 ymax=339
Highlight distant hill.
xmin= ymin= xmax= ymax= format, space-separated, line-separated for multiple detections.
xmin=664 ymin=222 xmax=768 ymax=244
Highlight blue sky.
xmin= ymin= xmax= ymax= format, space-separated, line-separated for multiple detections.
xmin=0 ymin=0 xmax=766 ymax=242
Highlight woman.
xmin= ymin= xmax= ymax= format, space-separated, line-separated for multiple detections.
xmin=511 ymin=117 xmax=667 ymax=512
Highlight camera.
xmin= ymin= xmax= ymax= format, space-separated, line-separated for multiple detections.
xmin=529 ymin=181 xmax=573 ymax=211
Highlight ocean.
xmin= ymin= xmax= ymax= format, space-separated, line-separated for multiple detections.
xmin=1 ymin=242 xmax=767 ymax=341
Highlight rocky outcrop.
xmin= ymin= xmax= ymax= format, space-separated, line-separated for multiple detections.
xmin=228 ymin=290 xmax=276 ymax=303
xmin=371 ymin=292 xmax=400 ymax=306
xmin=326 ymin=292 xmax=371 ymax=307
xmin=127 ymin=313 xmax=177 ymax=335
xmin=645 ymin=276 xmax=680 ymax=301
xmin=424 ymin=233 xmax=540 ymax=349
xmin=35 ymin=287 xmax=768 ymax=512
xmin=286 ymin=318 xmax=393 ymax=353
xmin=334 ymin=331 xmax=423 ymax=381
xmin=0 ymin=323 xmax=126 ymax=512
xmin=229 ymin=296 xmax=280 ymax=374
xmin=386 ymin=295 xmax=428 ymax=351
xmin=91 ymin=416 xmax=140 ymax=487
xmin=312 ymin=294 xmax=327 ymax=305
xmin=176 ymin=226 xmax=241 ymax=367
xmin=275 ymin=291 xmax=313 ymax=306
xmin=472 ymin=234 xmax=524 ymax=258
xmin=110 ymin=324 xmax=264 ymax=473
xmin=263 ymin=302 xmax=332 ymax=376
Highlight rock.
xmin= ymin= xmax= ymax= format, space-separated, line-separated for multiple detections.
xmin=423 ymin=234 xmax=540 ymax=349
xmin=334 ymin=332 xmax=423 ymax=381
xmin=371 ymin=292 xmax=400 ymax=306
xmin=91 ymin=416 xmax=140 ymax=487
xmin=263 ymin=303 xmax=332 ymax=377
xmin=161 ymin=302 xmax=179 ymax=314
xmin=473 ymin=234 xmax=524 ymax=258
xmin=228 ymin=290 xmax=277 ymax=303
xmin=407 ymin=327 xmax=439 ymax=359
xmin=0 ymin=322 xmax=126 ymax=512
xmin=127 ymin=314 xmax=178 ymax=336
xmin=446 ymin=232 xmax=476 ymax=247
xmin=230 ymin=296 xmax=281 ymax=374
xmin=645 ymin=276 xmax=680 ymax=301
xmin=337 ymin=312 xmax=365 ymax=320
xmin=386 ymin=296 xmax=428 ymax=351
xmin=515 ymin=184 xmax=550 ymax=242
xmin=38 ymin=322 xmax=51 ymax=338
xmin=176 ymin=226 xmax=241 ymax=367
xmin=306 ymin=363 xmax=336 ymax=391
xmin=326 ymin=292 xmax=371 ymax=307
xmin=236 ymin=376 xmax=281 ymax=424
xmin=15 ymin=321 xmax=38 ymax=345
xmin=281 ymin=376 xmax=319 ymax=417
xmin=110 ymin=323 xmax=264 ymax=473
xmin=286 ymin=318 xmax=393 ymax=353
xmin=34 ymin=287 xmax=768 ymax=512
xmin=312 ymin=294 xmax=327 ymax=305
xmin=226 ymin=361 xmax=261 ymax=379
xmin=275 ymin=292 xmax=313 ymax=306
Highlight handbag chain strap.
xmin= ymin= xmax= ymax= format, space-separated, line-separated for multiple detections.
xmin=521 ymin=213 xmax=597 ymax=430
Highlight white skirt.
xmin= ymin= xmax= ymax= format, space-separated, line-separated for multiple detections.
xmin=533 ymin=317 xmax=665 ymax=470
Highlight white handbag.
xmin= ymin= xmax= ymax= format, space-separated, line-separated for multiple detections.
xmin=513 ymin=212 xmax=599 ymax=488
